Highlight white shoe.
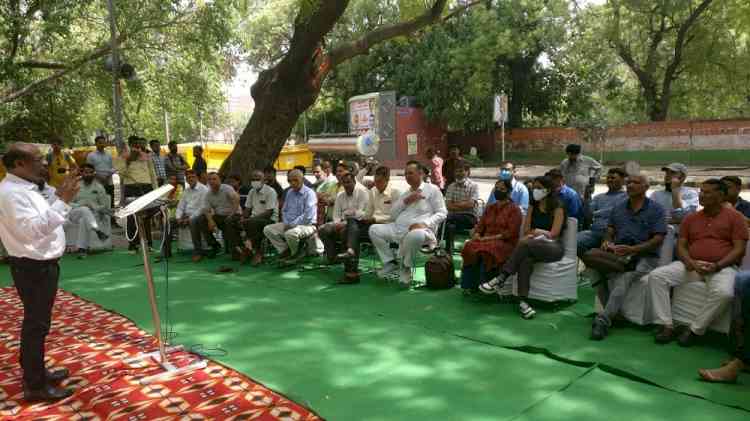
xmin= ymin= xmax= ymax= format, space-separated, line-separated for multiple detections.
xmin=479 ymin=274 xmax=506 ymax=294
xmin=377 ymin=261 xmax=398 ymax=278
xmin=399 ymin=267 xmax=412 ymax=288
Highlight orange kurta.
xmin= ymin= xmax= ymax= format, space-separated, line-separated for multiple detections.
xmin=461 ymin=201 xmax=522 ymax=270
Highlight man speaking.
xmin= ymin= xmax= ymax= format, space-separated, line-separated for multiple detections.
xmin=0 ymin=143 xmax=79 ymax=402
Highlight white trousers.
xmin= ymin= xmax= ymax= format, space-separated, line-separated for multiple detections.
xmin=647 ymin=261 xmax=736 ymax=335
xmin=68 ymin=207 xmax=102 ymax=250
xmin=263 ymin=223 xmax=323 ymax=256
xmin=368 ymin=224 xmax=436 ymax=268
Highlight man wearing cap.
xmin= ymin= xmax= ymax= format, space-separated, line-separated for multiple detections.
xmin=650 ymin=163 xmax=698 ymax=225
xmin=560 ymin=144 xmax=602 ymax=200
xmin=485 ymin=161 xmax=529 ymax=214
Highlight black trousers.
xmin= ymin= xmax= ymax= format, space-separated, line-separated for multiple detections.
xmin=319 ymin=219 xmax=370 ymax=273
xmin=444 ymin=213 xmax=477 ymax=253
xmin=242 ymin=216 xmax=274 ymax=251
xmin=189 ymin=214 xmax=242 ymax=256
xmin=123 ymin=184 xmax=155 ymax=248
xmin=9 ymin=257 xmax=59 ymax=389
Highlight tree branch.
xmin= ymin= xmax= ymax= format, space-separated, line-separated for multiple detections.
xmin=328 ymin=0 xmax=452 ymax=67
xmin=1 ymin=33 xmax=127 ymax=104
xmin=16 ymin=60 xmax=68 ymax=70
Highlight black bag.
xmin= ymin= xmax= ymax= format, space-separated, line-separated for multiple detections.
xmin=424 ymin=221 xmax=456 ymax=289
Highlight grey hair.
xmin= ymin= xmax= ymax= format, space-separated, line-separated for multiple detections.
xmin=288 ymin=169 xmax=303 ymax=179
xmin=629 ymin=173 xmax=651 ymax=185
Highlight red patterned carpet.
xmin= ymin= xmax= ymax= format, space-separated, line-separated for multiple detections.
xmin=0 ymin=287 xmax=322 ymax=420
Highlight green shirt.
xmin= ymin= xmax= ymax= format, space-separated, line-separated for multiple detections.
xmin=73 ymin=180 xmax=110 ymax=213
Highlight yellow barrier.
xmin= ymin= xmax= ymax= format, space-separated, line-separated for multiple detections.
xmin=70 ymin=143 xmax=314 ymax=173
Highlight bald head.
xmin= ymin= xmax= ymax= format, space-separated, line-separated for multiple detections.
xmin=2 ymin=143 xmax=44 ymax=183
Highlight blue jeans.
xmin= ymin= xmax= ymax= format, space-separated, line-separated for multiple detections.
xmin=733 ymin=271 xmax=750 ymax=363
xmin=577 ymin=230 xmax=604 ymax=258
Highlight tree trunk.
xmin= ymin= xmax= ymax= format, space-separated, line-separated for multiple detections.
xmin=219 ymin=65 xmax=321 ymax=180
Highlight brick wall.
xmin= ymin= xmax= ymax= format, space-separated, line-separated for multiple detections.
xmin=448 ymin=118 xmax=750 ymax=161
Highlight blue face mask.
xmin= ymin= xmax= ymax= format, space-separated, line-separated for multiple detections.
xmin=499 ymin=170 xmax=512 ymax=181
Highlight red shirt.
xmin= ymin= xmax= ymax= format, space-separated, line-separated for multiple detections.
xmin=680 ymin=207 xmax=748 ymax=263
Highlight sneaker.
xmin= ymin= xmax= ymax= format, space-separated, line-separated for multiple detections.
xmin=479 ymin=274 xmax=507 ymax=295
xmin=377 ymin=261 xmax=398 ymax=279
xmin=399 ymin=267 xmax=412 ymax=287
xmin=590 ymin=315 xmax=609 ymax=340
xmin=519 ymin=300 xmax=536 ymax=319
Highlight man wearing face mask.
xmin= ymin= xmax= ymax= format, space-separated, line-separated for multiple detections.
xmin=240 ymin=170 xmax=279 ymax=266
xmin=67 ymin=164 xmax=110 ymax=258
xmin=443 ymin=160 xmax=479 ymax=254
xmin=486 ymin=161 xmax=529 ymax=214
xmin=650 ymin=163 xmax=698 ymax=225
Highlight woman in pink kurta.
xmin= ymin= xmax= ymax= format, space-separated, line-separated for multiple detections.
xmin=461 ymin=179 xmax=522 ymax=288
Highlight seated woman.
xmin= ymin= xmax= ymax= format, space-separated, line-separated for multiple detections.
xmin=478 ymin=176 xmax=567 ymax=319
xmin=460 ymin=179 xmax=522 ymax=290
xmin=698 ymin=272 xmax=750 ymax=382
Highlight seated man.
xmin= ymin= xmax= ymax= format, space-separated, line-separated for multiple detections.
xmin=369 ymin=160 xmax=447 ymax=287
xmin=319 ymin=172 xmax=370 ymax=283
xmin=485 ymin=161 xmax=529 ymax=214
xmin=577 ymin=168 xmax=628 ymax=257
xmin=721 ymin=176 xmax=750 ymax=222
xmin=365 ymin=165 xmax=401 ymax=225
xmin=68 ymin=163 xmax=110 ymax=257
xmin=588 ymin=174 xmax=666 ymax=340
xmin=240 ymin=170 xmax=279 ymax=266
xmin=158 ymin=174 xmax=183 ymax=260
xmin=648 ymin=179 xmax=748 ymax=346
xmin=189 ymin=172 xmax=241 ymax=262
xmin=650 ymin=163 xmax=698 ymax=225
xmin=263 ymin=169 xmax=321 ymax=264
xmin=444 ymin=160 xmax=479 ymax=254
xmin=175 ymin=170 xmax=208 ymax=248
xmin=546 ymin=168 xmax=584 ymax=227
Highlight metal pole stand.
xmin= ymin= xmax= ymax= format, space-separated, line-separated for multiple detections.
xmin=126 ymin=213 xmax=206 ymax=384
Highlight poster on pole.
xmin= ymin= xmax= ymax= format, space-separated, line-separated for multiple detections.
xmin=349 ymin=93 xmax=380 ymax=135
xmin=493 ymin=94 xmax=508 ymax=124
xmin=407 ymin=134 xmax=418 ymax=155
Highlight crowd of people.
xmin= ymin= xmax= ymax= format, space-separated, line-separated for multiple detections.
xmin=2 ymin=139 xmax=750 ymax=403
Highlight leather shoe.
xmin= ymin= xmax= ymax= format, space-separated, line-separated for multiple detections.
xmin=46 ymin=368 xmax=70 ymax=384
xmin=678 ymin=328 xmax=699 ymax=347
xmin=23 ymin=383 xmax=73 ymax=402
xmin=654 ymin=326 xmax=674 ymax=344
xmin=590 ymin=316 xmax=609 ymax=341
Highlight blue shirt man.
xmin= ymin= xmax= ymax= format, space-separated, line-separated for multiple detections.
xmin=608 ymin=197 xmax=667 ymax=257
xmin=546 ymin=168 xmax=583 ymax=225
xmin=577 ymin=168 xmax=628 ymax=256
xmin=282 ymin=184 xmax=317 ymax=226
xmin=486 ymin=163 xmax=529 ymax=213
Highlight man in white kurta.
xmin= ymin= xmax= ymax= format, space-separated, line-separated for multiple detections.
xmin=369 ymin=160 xmax=447 ymax=287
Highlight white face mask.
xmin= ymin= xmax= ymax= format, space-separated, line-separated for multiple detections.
xmin=533 ymin=188 xmax=548 ymax=201
xmin=251 ymin=181 xmax=262 ymax=190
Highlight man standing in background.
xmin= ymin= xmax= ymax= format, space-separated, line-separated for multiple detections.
xmin=86 ymin=135 xmax=115 ymax=207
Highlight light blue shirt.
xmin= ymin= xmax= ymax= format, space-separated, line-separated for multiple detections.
xmin=85 ymin=149 xmax=114 ymax=184
xmin=589 ymin=190 xmax=627 ymax=233
xmin=649 ymin=187 xmax=699 ymax=223
xmin=282 ymin=185 xmax=317 ymax=226
xmin=486 ymin=178 xmax=529 ymax=213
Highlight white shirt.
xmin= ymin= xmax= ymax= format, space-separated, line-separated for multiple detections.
xmin=38 ymin=183 xmax=57 ymax=205
xmin=0 ymin=173 xmax=71 ymax=260
xmin=247 ymin=184 xmax=279 ymax=221
xmin=176 ymin=182 xmax=208 ymax=219
xmin=390 ymin=182 xmax=447 ymax=236
xmin=333 ymin=183 xmax=370 ymax=223
xmin=367 ymin=184 xmax=402 ymax=223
